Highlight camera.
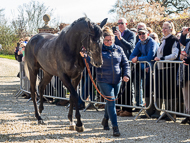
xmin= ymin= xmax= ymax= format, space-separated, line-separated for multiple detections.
xmin=112 ymin=26 xmax=117 ymax=33
xmin=188 ymin=28 xmax=190 ymax=31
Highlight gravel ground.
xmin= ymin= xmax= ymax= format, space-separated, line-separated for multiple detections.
xmin=0 ymin=57 xmax=190 ymax=143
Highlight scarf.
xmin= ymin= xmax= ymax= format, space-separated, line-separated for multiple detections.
xmin=103 ymin=44 xmax=114 ymax=51
xmin=158 ymin=34 xmax=172 ymax=53
xmin=140 ymin=37 xmax=150 ymax=45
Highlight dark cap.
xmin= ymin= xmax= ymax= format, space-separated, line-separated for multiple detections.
xmin=138 ymin=27 xmax=148 ymax=33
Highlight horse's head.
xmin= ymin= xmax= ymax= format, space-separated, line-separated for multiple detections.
xmin=82 ymin=18 xmax=107 ymax=67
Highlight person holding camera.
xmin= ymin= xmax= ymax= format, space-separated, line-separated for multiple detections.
xmin=114 ymin=18 xmax=136 ymax=59
xmin=113 ymin=18 xmax=136 ymax=117
xmin=180 ymin=27 xmax=190 ymax=64
xmin=178 ymin=26 xmax=190 ymax=124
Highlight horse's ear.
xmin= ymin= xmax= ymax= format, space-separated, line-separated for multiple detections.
xmin=99 ymin=18 xmax=108 ymax=28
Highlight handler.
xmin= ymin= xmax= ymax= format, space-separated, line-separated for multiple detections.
xmin=80 ymin=26 xmax=130 ymax=137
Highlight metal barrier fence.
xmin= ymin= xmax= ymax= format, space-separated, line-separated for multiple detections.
xmin=15 ymin=60 xmax=190 ymax=122
xmin=15 ymin=61 xmax=153 ymax=120
xmin=80 ymin=61 xmax=153 ymax=119
xmin=154 ymin=60 xmax=190 ymax=122
xmin=15 ymin=62 xmax=31 ymax=98
xmin=15 ymin=62 xmax=70 ymax=102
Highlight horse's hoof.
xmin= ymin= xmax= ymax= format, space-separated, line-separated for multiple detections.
xmin=76 ymin=125 xmax=84 ymax=132
xmin=69 ymin=125 xmax=76 ymax=130
xmin=38 ymin=120 xmax=45 ymax=125
xmin=69 ymin=122 xmax=76 ymax=130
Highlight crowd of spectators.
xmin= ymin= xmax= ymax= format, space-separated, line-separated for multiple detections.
xmin=14 ymin=37 xmax=30 ymax=63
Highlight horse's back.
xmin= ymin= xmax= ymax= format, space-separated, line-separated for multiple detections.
xmin=28 ymin=33 xmax=57 ymax=49
xmin=25 ymin=33 xmax=58 ymax=70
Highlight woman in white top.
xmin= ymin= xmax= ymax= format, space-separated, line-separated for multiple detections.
xmin=154 ymin=21 xmax=180 ymax=120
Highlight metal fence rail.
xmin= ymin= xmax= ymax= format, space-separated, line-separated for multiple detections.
xmin=154 ymin=60 xmax=190 ymax=122
xmin=15 ymin=62 xmax=31 ymax=98
xmin=15 ymin=60 xmax=190 ymax=122
xmin=79 ymin=61 xmax=153 ymax=119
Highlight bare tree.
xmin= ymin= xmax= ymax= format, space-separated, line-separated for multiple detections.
xmin=147 ymin=0 xmax=190 ymax=15
xmin=109 ymin=0 xmax=166 ymax=22
xmin=0 ymin=8 xmax=5 ymax=24
xmin=12 ymin=0 xmax=54 ymax=36
xmin=0 ymin=8 xmax=4 ymax=16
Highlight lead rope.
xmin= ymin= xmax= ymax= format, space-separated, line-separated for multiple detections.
xmin=84 ymin=58 xmax=125 ymax=101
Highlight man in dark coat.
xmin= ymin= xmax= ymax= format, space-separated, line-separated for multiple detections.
xmin=114 ymin=18 xmax=136 ymax=117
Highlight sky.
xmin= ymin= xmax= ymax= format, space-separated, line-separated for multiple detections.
xmin=1 ymin=0 xmax=117 ymax=24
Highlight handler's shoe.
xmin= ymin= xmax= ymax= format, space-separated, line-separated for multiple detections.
xmin=117 ymin=110 xmax=123 ymax=116
xmin=113 ymin=126 xmax=120 ymax=137
xmin=181 ymin=117 xmax=190 ymax=124
xmin=101 ymin=118 xmax=110 ymax=130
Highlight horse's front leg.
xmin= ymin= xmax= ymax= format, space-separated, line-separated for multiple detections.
xmin=71 ymin=75 xmax=84 ymax=132
xmin=60 ymin=74 xmax=84 ymax=132
xmin=68 ymin=95 xmax=75 ymax=130
xmin=69 ymin=91 xmax=83 ymax=132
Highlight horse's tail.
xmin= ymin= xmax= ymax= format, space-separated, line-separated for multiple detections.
xmin=24 ymin=61 xmax=30 ymax=80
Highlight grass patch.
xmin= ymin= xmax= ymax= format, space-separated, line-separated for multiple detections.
xmin=0 ymin=54 xmax=15 ymax=60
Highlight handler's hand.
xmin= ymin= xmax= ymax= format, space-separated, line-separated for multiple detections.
xmin=80 ymin=51 xmax=87 ymax=57
xmin=123 ymin=76 xmax=129 ymax=82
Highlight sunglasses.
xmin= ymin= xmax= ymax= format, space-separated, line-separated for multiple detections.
xmin=104 ymin=39 xmax=112 ymax=42
xmin=117 ymin=22 xmax=124 ymax=25
xmin=138 ymin=33 xmax=145 ymax=36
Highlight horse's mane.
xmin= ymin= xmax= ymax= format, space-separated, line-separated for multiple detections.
xmin=70 ymin=17 xmax=90 ymax=28
xmin=59 ymin=17 xmax=90 ymax=35
xmin=58 ymin=16 xmax=101 ymax=40
xmin=71 ymin=17 xmax=102 ymax=40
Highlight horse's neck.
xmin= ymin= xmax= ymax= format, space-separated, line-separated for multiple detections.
xmin=66 ymin=30 xmax=83 ymax=53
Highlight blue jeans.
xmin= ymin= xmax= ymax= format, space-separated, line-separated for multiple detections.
xmin=133 ymin=65 xmax=143 ymax=106
xmin=97 ymin=82 xmax=121 ymax=127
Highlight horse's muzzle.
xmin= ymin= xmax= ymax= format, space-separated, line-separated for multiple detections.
xmin=93 ymin=60 xmax=103 ymax=68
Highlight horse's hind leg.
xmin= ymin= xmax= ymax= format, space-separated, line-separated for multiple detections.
xmin=28 ymin=67 xmax=43 ymax=124
xmin=38 ymin=71 xmax=53 ymax=114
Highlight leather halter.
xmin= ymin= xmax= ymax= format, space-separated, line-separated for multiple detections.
xmin=81 ymin=31 xmax=95 ymax=56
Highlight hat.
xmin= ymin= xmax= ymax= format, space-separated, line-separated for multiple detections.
xmin=130 ymin=28 xmax=137 ymax=33
xmin=138 ymin=27 xmax=148 ymax=33
xmin=20 ymin=43 xmax=26 ymax=47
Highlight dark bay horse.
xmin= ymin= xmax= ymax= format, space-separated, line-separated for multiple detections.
xmin=25 ymin=17 xmax=107 ymax=132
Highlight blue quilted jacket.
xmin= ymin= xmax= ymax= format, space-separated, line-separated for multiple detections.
xmin=96 ymin=44 xmax=130 ymax=84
